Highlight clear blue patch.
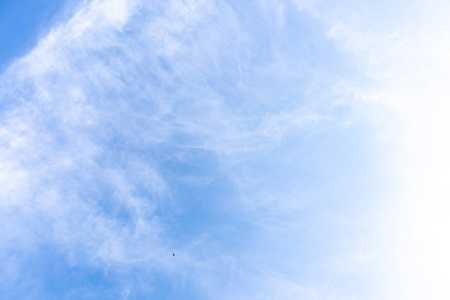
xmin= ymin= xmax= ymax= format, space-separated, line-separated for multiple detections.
xmin=0 ymin=0 xmax=72 ymax=72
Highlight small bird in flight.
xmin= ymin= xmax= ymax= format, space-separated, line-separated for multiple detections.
xmin=173 ymin=253 xmax=175 ymax=256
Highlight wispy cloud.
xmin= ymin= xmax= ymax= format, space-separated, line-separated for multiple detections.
xmin=0 ymin=0 xmax=385 ymax=298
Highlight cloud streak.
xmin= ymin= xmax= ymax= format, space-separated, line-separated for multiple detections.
xmin=0 ymin=0 xmax=386 ymax=298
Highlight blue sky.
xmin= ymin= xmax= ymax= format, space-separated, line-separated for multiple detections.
xmin=0 ymin=0 xmax=74 ymax=72
xmin=1 ymin=0 xmax=449 ymax=299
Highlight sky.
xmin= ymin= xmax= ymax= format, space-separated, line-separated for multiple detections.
xmin=0 ymin=0 xmax=449 ymax=299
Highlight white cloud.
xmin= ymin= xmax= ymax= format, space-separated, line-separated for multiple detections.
xmin=0 ymin=0 xmax=383 ymax=298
